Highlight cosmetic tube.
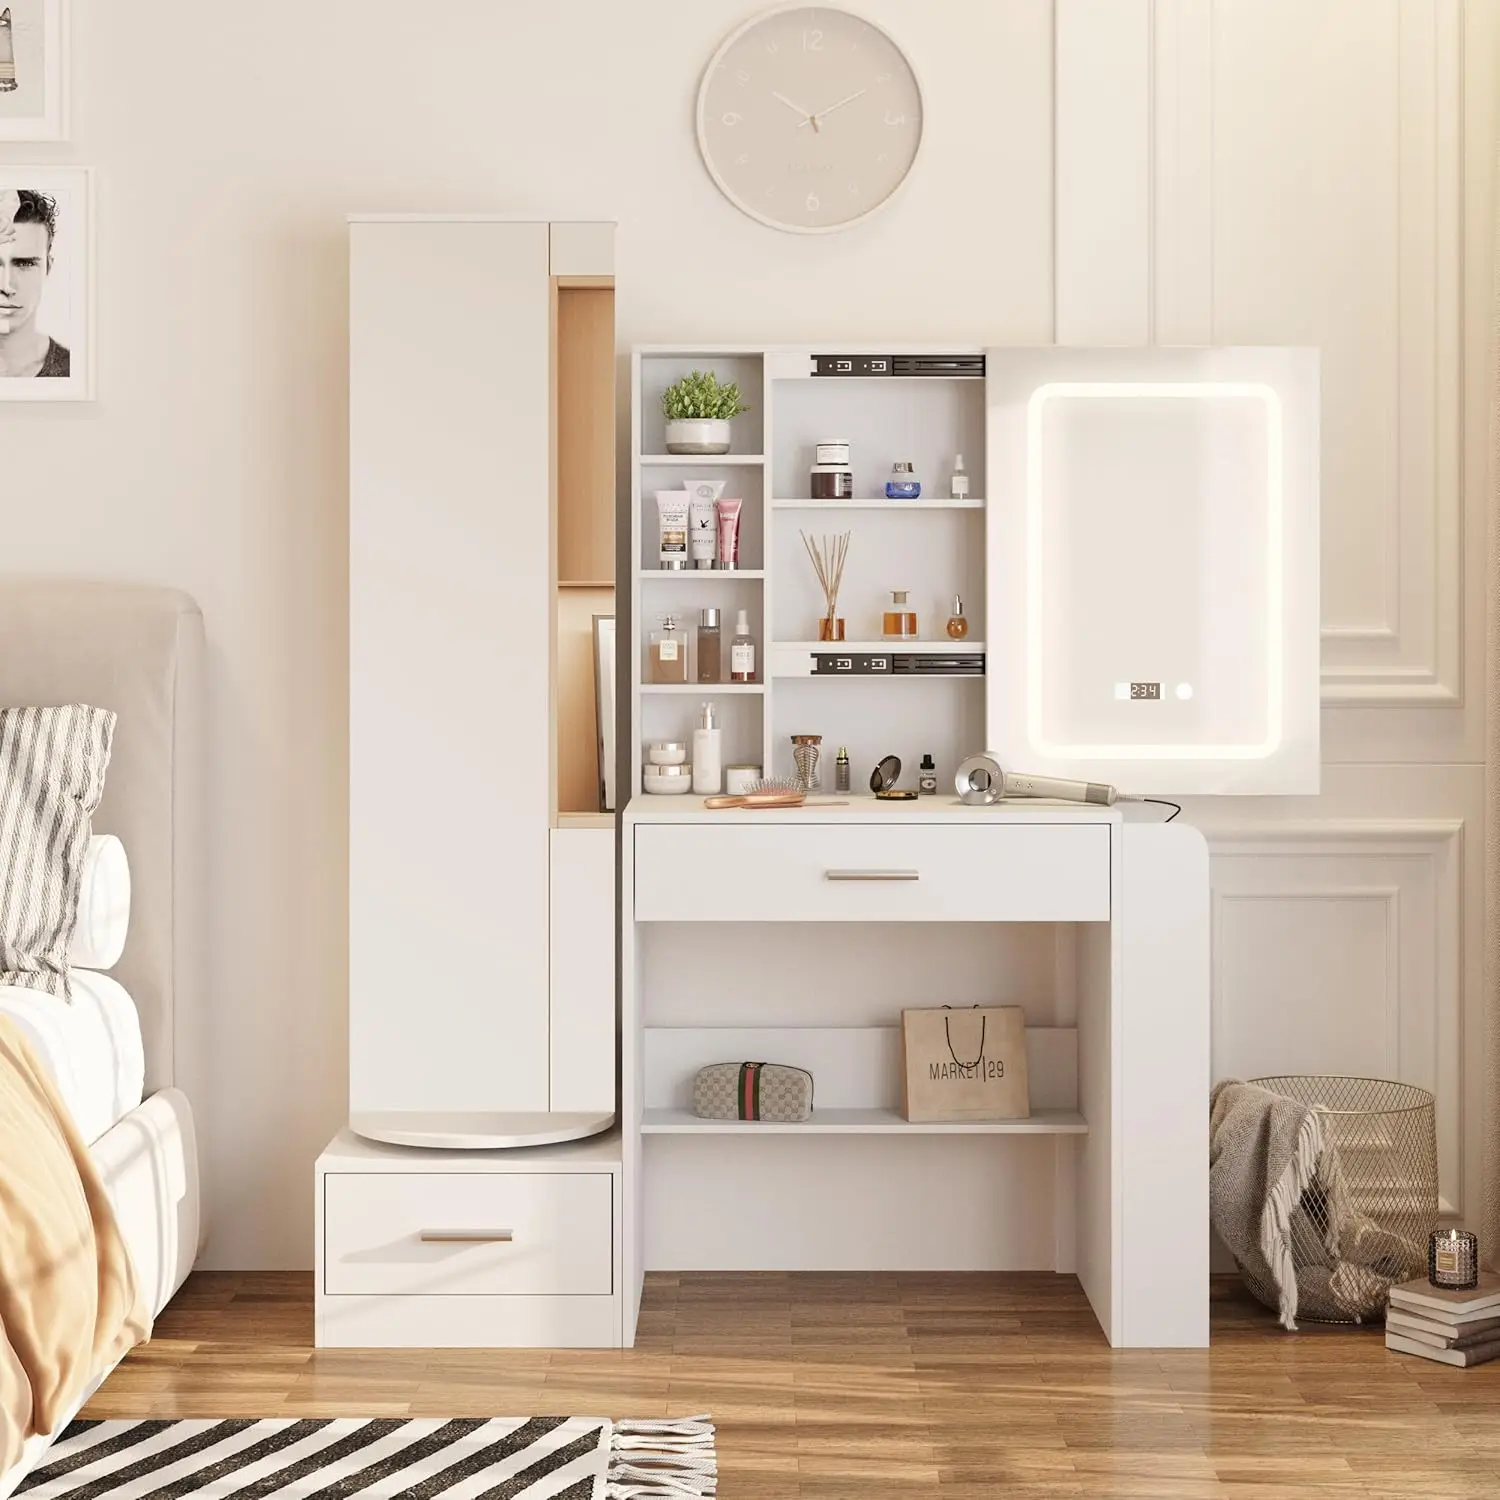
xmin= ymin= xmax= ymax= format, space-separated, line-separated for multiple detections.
xmin=689 ymin=497 xmax=718 ymax=569
xmin=715 ymin=497 xmax=743 ymax=571
xmin=656 ymin=490 xmax=690 ymax=571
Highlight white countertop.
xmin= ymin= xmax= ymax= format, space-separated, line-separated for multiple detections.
xmin=624 ymin=793 xmax=1125 ymax=825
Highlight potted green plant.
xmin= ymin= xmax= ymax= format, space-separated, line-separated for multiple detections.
xmin=661 ymin=370 xmax=750 ymax=455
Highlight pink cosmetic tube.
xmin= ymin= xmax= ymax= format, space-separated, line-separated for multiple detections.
xmin=715 ymin=497 xmax=742 ymax=571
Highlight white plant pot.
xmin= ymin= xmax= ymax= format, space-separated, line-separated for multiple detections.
xmin=664 ymin=418 xmax=733 ymax=455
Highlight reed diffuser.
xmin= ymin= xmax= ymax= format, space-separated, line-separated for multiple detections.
xmin=801 ymin=529 xmax=851 ymax=642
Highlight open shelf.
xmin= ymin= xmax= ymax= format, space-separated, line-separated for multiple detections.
xmin=638 ymin=569 xmax=765 ymax=581
xmin=775 ymin=639 xmax=985 ymax=653
xmin=641 ymin=454 xmax=765 ymax=466
xmin=556 ymin=812 xmax=614 ymax=830
xmin=772 ymin=498 xmax=986 ymax=510
xmin=641 ymin=1107 xmax=1087 ymax=1136
xmin=642 ymin=682 xmax=764 ymax=695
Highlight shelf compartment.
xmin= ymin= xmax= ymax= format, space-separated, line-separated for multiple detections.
xmin=637 ymin=351 xmax=765 ymax=457
xmin=642 ymin=454 xmax=766 ymax=467
xmin=643 ymin=1024 xmax=1081 ymax=1121
xmin=772 ymin=498 xmax=985 ymax=510
xmin=642 ymin=1107 xmax=1086 ymax=1136
xmin=641 ymin=683 xmax=764 ymax=695
xmin=639 ymin=569 xmax=765 ymax=581
xmin=774 ymin=639 xmax=985 ymax=654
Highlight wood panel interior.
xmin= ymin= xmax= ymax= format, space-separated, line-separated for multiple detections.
xmin=554 ymin=281 xmax=615 ymax=819
xmin=556 ymin=286 xmax=616 ymax=587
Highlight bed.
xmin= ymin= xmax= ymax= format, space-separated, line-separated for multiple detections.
xmin=0 ymin=579 xmax=203 ymax=1495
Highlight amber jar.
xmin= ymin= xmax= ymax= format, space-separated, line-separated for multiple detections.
xmin=882 ymin=589 xmax=918 ymax=641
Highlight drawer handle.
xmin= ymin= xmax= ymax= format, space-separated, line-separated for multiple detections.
xmin=418 ymin=1229 xmax=515 ymax=1244
xmin=824 ymin=869 xmax=920 ymax=882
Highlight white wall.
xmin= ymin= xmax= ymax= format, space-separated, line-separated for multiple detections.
xmin=1 ymin=0 xmax=1486 ymax=1264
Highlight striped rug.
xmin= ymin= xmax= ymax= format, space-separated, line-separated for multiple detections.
xmin=15 ymin=1416 xmax=716 ymax=1500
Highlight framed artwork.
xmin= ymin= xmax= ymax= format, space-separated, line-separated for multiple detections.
xmin=0 ymin=0 xmax=67 ymax=141
xmin=0 ymin=168 xmax=91 ymax=400
xmin=592 ymin=615 xmax=616 ymax=813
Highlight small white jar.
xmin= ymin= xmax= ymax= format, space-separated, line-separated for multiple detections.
xmin=648 ymin=741 xmax=688 ymax=766
xmin=724 ymin=764 xmax=762 ymax=796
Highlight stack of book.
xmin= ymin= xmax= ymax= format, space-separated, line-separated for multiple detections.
xmin=1386 ymin=1272 xmax=1500 ymax=1367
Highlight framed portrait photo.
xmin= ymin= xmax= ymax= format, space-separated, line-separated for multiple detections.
xmin=0 ymin=0 xmax=67 ymax=141
xmin=0 ymin=168 xmax=91 ymax=400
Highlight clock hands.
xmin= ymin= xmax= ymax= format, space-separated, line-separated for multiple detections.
xmin=797 ymin=88 xmax=868 ymax=129
xmin=772 ymin=91 xmax=820 ymax=132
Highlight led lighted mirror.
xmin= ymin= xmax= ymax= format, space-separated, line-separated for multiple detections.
xmin=1027 ymin=382 xmax=1283 ymax=761
xmin=985 ymin=347 xmax=1319 ymax=797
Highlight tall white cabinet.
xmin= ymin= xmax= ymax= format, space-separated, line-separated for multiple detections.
xmin=320 ymin=217 xmax=625 ymax=1348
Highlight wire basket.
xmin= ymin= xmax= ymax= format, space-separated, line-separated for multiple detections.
xmin=1238 ymin=1076 xmax=1438 ymax=1323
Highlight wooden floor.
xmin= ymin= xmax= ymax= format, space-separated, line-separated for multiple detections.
xmin=86 ymin=1272 xmax=1500 ymax=1499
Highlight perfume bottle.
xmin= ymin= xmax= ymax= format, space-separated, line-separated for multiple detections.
xmin=650 ymin=615 xmax=687 ymax=684
xmin=882 ymin=589 xmax=919 ymax=641
xmin=730 ymin=608 xmax=757 ymax=684
xmin=885 ymin=461 xmax=921 ymax=500
xmin=950 ymin=454 xmax=969 ymax=501
xmin=919 ymin=754 xmax=938 ymax=795
xmin=946 ymin=595 xmax=969 ymax=640
xmin=696 ymin=607 xmax=722 ymax=683
xmin=835 ymin=746 xmax=851 ymax=793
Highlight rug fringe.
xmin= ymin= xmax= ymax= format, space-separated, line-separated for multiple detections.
xmin=605 ymin=1416 xmax=716 ymax=1498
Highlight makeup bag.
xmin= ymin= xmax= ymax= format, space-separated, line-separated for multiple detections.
xmin=693 ymin=1062 xmax=814 ymax=1123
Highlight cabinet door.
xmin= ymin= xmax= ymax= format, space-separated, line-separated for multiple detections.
xmin=550 ymin=827 xmax=615 ymax=1112
xmin=985 ymin=346 xmax=1320 ymax=796
xmin=350 ymin=220 xmax=552 ymax=1112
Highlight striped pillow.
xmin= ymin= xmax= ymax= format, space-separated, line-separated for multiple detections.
xmin=0 ymin=704 xmax=116 ymax=999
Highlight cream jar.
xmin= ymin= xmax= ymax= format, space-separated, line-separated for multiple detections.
xmin=643 ymin=763 xmax=694 ymax=795
xmin=724 ymin=764 xmax=762 ymax=796
xmin=647 ymin=741 xmax=687 ymax=765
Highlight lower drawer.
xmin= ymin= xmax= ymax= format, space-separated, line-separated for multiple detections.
xmin=323 ymin=1171 xmax=613 ymax=1296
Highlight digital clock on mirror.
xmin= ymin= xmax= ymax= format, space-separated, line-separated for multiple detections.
xmin=1115 ymin=681 xmax=1162 ymax=700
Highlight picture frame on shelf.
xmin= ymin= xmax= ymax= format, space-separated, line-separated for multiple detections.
xmin=0 ymin=0 xmax=68 ymax=142
xmin=593 ymin=614 xmax=616 ymax=812
xmin=0 ymin=167 xmax=91 ymax=399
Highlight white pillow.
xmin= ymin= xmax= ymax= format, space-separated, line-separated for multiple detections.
xmin=69 ymin=834 xmax=130 ymax=971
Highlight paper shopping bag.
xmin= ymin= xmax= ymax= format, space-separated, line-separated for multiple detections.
xmin=900 ymin=1005 xmax=1030 ymax=1122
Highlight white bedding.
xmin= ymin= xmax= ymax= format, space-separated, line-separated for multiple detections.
xmin=0 ymin=971 xmax=145 ymax=1144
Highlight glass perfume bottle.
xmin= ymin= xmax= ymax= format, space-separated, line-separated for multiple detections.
xmin=882 ymin=589 xmax=919 ymax=641
xmin=650 ymin=614 xmax=688 ymax=683
xmin=885 ymin=461 xmax=921 ymax=500
xmin=696 ymin=607 xmax=722 ymax=683
xmin=950 ymin=454 xmax=969 ymax=501
xmin=946 ymin=595 xmax=969 ymax=640
xmin=730 ymin=608 xmax=757 ymax=683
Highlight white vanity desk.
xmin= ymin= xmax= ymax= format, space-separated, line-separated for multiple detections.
xmin=622 ymin=795 xmax=1210 ymax=1350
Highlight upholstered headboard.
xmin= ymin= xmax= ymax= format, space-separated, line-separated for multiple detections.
xmin=0 ymin=580 xmax=203 ymax=1092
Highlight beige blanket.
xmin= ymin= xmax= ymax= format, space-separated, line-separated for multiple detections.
xmin=0 ymin=1015 xmax=149 ymax=1473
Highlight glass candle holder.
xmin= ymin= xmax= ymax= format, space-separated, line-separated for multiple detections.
xmin=1428 ymin=1227 xmax=1479 ymax=1290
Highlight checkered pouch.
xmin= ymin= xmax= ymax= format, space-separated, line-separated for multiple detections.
xmin=692 ymin=1062 xmax=814 ymax=1122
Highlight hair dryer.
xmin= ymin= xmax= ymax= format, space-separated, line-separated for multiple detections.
xmin=954 ymin=753 xmax=1118 ymax=807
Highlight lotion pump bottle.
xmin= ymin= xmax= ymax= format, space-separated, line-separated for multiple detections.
xmin=692 ymin=701 xmax=723 ymax=795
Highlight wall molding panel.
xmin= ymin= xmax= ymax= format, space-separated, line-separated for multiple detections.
xmin=1065 ymin=0 xmax=1465 ymax=704
xmin=1207 ymin=820 xmax=1464 ymax=1215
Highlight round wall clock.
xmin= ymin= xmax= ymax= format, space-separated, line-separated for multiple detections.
xmin=696 ymin=5 xmax=923 ymax=235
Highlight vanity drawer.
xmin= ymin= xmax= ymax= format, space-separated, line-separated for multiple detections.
xmin=634 ymin=823 xmax=1110 ymax=923
xmin=323 ymin=1172 xmax=613 ymax=1296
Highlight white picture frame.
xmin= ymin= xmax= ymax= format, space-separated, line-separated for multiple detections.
xmin=0 ymin=166 xmax=92 ymax=400
xmin=0 ymin=0 xmax=68 ymax=142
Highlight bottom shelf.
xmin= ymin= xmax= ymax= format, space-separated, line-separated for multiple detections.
xmin=641 ymin=1107 xmax=1087 ymax=1136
